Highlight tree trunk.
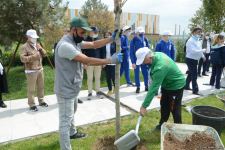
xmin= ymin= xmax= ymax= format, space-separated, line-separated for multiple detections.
xmin=7 ymin=37 xmax=22 ymax=74
xmin=114 ymin=0 xmax=122 ymax=140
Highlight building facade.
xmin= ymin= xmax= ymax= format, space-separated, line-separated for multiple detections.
xmin=66 ymin=9 xmax=159 ymax=35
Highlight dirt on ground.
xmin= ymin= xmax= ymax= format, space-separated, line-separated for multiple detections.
xmin=163 ymin=132 xmax=218 ymax=150
xmin=92 ymin=136 xmax=148 ymax=150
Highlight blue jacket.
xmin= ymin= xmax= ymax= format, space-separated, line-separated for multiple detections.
xmin=120 ymin=35 xmax=130 ymax=58
xmin=210 ymin=45 xmax=225 ymax=65
xmin=130 ymin=35 xmax=150 ymax=64
xmin=155 ymin=40 xmax=176 ymax=60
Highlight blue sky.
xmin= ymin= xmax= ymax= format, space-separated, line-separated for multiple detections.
xmin=66 ymin=0 xmax=202 ymax=34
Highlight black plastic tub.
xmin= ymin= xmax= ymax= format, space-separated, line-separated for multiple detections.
xmin=191 ymin=105 xmax=225 ymax=135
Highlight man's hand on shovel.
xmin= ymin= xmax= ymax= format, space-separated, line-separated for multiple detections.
xmin=140 ymin=106 xmax=147 ymax=116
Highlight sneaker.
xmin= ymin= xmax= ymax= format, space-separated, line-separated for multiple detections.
xmin=145 ymin=87 xmax=148 ymax=91
xmin=70 ymin=131 xmax=87 ymax=139
xmin=87 ymin=93 xmax=92 ymax=100
xmin=30 ymin=106 xmax=38 ymax=112
xmin=0 ymin=101 xmax=7 ymax=108
xmin=136 ymin=87 xmax=140 ymax=93
xmin=107 ymin=90 xmax=113 ymax=96
xmin=96 ymin=92 xmax=104 ymax=99
xmin=39 ymin=102 xmax=48 ymax=107
xmin=78 ymin=98 xmax=83 ymax=104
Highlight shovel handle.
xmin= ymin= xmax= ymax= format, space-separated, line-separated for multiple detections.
xmin=135 ymin=116 xmax=142 ymax=134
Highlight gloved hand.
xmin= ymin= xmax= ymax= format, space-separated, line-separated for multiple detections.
xmin=110 ymin=52 xmax=123 ymax=64
xmin=110 ymin=29 xmax=119 ymax=41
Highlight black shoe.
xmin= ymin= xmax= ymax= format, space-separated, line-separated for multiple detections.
xmin=127 ymin=83 xmax=135 ymax=87
xmin=155 ymin=124 xmax=161 ymax=130
xmin=87 ymin=93 xmax=92 ymax=100
xmin=202 ymin=73 xmax=209 ymax=76
xmin=78 ymin=98 xmax=83 ymax=104
xmin=0 ymin=101 xmax=7 ymax=108
xmin=145 ymin=87 xmax=148 ymax=91
xmin=39 ymin=102 xmax=48 ymax=107
xmin=184 ymin=87 xmax=192 ymax=91
xmin=30 ymin=106 xmax=38 ymax=111
xmin=136 ymin=87 xmax=140 ymax=93
xmin=70 ymin=132 xmax=87 ymax=139
xmin=193 ymin=92 xmax=200 ymax=95
xmin=198 ymin=74 xmax=202 ymax=77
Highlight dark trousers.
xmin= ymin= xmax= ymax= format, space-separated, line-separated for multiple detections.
xmin=198 ymin=53 xmax=210 ymax=75
xmin=210 ymin=64 xmax=223 ymax=89
xmin=185 ymin=58 xmax=199 ymax=93
xmin=105 ymin=65 xmax=115 ymax=91
xmin=0 ymin=93 xmax=2 ymax=101
xmin=159 ymin=87 xmax=184 ymax=126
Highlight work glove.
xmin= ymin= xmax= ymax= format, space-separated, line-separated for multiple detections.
xmin=110 ymin=29 xmax=119 ymax=41
xmin=110 ymin=52 xmax=123 ymax=64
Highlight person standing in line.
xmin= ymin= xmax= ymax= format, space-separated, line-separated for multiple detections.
xmin=130 ymin=26 xmax=150 ymax=93
xmin=209 ymin=34 xmax=225 ymax=91
xmin=82 ymin=26 xmax=105 ymax=100
xmin=197 ymin=33 xmax=211 ymax=77
xmin=120 ymin=25 xmax=134 ymax=87
xmin=184 ymin=27 xmax=205 ymax=95
xmin=20 ymin=29 xmax=48 ymax=111
xmin=102 ymin=31 xmax=116 ymax=96
xmin=155 ymin=31 xmax=176 ymax=61
xmin=54 ymin=17 xmax=122 ymax=150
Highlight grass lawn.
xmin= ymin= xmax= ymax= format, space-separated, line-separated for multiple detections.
xmin=0 ymin=95 xmax=224 ymax=150
xmin=3 ymin=65 xmax=140 ymax=100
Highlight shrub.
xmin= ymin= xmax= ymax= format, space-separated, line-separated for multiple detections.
xmin=175 ymin=39 xmax=186 ymax=63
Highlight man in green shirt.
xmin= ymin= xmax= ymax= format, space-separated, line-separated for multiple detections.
xmin=136 ymin=47 xmax=185 ymax=130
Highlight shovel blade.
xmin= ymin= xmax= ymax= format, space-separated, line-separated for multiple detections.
xmin=114 ymin=130 xmax=140 ymax=150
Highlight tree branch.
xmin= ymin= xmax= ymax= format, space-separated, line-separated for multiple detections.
xmin=121 ymin=0 xmax=128 ymax=8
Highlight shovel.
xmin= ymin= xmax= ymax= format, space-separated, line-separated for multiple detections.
xmin=114 ymin=116 xmax=142 ymax=150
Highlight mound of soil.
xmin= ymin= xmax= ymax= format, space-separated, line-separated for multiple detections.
xmin=163 ymin=132 xmax=218 ymax=150
xmin=92 ymin=136 xmax=148 ymax=150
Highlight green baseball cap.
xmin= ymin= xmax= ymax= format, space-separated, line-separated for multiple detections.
xmin=70 ymin=17 xmax=92 ymax=31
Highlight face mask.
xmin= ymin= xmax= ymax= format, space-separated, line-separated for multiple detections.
xmin=73 ymin=29 xmax=84 ymax=44
xmin=92 ymin=34 xmax=98 ymax=38
xmin=139 ymin=33 xmax=144 ymax=37
xmin=30 ymin=38 xmax=37 ymax=44
xmin=193 ymin=35 xmax=200 ymax=40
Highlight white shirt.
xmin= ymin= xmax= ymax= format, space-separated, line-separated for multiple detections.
xmin=186 ymin=36 xmax=204 ymax=60
xmin=206 ymin=40 xmax=211 ymax=53
xmin=106 ymin=43 xmax=115 ymax=66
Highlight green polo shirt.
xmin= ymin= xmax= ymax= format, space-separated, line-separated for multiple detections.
xmin=142 ymin=52 xmax=185 ymax=108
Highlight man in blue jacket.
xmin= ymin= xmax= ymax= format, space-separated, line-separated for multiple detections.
xmin=120 ymin=25 xmax=134 ymax=86
xmin=130 ymin=26 xmax=150 ymax=93
xmin=155 ymin=31 xmax=176 ymax=60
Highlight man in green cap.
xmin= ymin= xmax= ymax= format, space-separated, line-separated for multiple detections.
xmin=136 ymin=47 xmax=185 ymax=130
xmin=54 ymin=17 xmax=122 ymax=150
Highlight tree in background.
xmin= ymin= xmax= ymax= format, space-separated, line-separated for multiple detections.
xmin=80 ymin=0 xmax=114 ymax=34
xmin=0 ymin=0 xmax=68 ymax=72
xmin=188 ymin=7 xmax=210 ymax=33
xmin=189 ymin=0 xmax=224 ymax=33
xmin=203 ymin=0 xmax=225 ymax=33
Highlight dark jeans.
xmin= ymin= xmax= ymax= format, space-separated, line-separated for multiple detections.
xmin=105 ymin=65 xmax=115 ymax=91
xmin=159 ymin=87 xmax=184 ymax=126
xmin=185 ymin=58 xmax=199 ymax=93
xmin=198 ymin=53 xmax=210 ymax=75
xmin=210 ymin=64 xmax=223 ymax=89
xmin=0 ymin=93 xmax=2 ymax=101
